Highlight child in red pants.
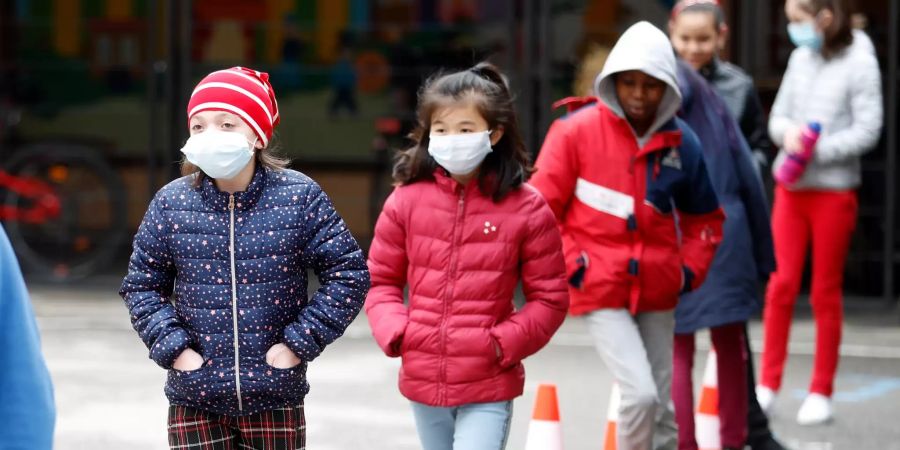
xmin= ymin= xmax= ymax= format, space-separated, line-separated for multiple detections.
xmin=759 ymin=188 xmax=857 ymax=420
xmin=758 ymin=0 xmax=882 ymax=426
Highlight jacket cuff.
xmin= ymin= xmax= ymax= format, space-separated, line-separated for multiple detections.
xmin=489 ymin=326 xmax=518 ymax=368
xmin=680 ymin=266 xmax=696 ymax=294
xmin=150 ymin=327 xmax=192 ymax=369
xmin=382 ymin=324 xmax=406 ymax=358
xmin=282 ymin=325 xmax=323 ymax=363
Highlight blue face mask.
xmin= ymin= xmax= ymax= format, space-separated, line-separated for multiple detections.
xmin=787 ymin=21 xmax=823 ymax=51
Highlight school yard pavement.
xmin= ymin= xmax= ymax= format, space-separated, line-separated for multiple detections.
xmin=30 ymin=282 xmax=900 ymax=450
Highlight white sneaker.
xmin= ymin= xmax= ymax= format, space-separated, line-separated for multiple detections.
xmin=797 ymin=393 xmax=833 ymax=425
xmin=756 ymin=385 xmax=776 ymax=415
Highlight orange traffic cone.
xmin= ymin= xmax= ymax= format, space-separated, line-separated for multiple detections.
xmin=525 ymin=383 xmax=563 ymax=450
xmin=695 ymin=350 xmax=721 ymax=450
xmin=603 ymin=383 xmax=621 ymax=450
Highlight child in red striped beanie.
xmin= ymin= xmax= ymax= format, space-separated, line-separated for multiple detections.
xmin=120 ymin=66 xmax=370 ymax=449
xmin=180 ymin=66 xmax=287 ymax=186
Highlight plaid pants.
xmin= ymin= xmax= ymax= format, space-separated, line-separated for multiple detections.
xmin=168 ymin=404 xmax=306 ymax=450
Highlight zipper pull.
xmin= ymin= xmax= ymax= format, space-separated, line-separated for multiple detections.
xmin=228 ymin=194 xmax=235 ymax=211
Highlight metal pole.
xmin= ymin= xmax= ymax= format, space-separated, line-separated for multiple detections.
xmin=537 ymin=0 xmax=552 ymax=148
xmin=505 ymin=0 xmax=516 ymax=79
xmin=177 ymin=0 xmax=192 ymax=173
xmin=164 ymin=0 xmax=178 ymax=180
xmin=522 ymin=0 xmax=536 ymax=155
xmin=885 ymin=0 xmax=898 ymax=305
xmin=0 ymin=0 xmax=13 ymax=71
xmin=166 ymin=0 xmax=192 ymax=180
xmin=146 ymin=0 xmax=160 ymax=196
xmin=738 ymin=0 xmax=755 ymax=75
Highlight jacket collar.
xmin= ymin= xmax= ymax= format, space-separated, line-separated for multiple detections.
xmin=699 ymin=57 xmax=719 ymax=80
xmin=199 ymin=164 xmax=267 ymax=211
xmin=433 ymin=168 xmax=485 ymax=197
xmin=601 ymin=105 xmax=683 ymax=157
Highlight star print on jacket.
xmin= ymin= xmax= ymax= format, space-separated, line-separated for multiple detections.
xmin=119 ymin=166 xmax=370 ymax=416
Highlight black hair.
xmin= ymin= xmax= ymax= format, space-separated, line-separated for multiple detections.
xmin=393 ymin=62 xmax=534 ymax=202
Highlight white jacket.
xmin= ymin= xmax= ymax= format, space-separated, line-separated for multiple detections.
xmin=769 ymin=30 xmax=883 ymax=190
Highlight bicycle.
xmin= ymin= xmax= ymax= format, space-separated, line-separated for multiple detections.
xmin=1 ymin=96 xmax=128 ymax=282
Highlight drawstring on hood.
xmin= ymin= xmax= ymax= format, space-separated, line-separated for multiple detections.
xmin=595 ymin=21 xmax=683 ymax=140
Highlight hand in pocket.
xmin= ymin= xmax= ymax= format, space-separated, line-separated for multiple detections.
xmin=173 ymin=348 xmax=205 ymax=372
xmin=266 ymin=343 xmax=302 ymax=369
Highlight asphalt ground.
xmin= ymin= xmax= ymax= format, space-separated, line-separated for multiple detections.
xmin=30 ymin=284 xmax=900 ymax=450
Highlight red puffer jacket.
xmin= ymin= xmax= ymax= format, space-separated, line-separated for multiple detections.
xmin=365 ymin=170 xmax=569 ymax=407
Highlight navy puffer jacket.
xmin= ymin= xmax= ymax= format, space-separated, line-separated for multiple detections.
xmin=674 ymin=61 xmax=775 ymax=334
xmin=120 ymin=166 xmax=369 ymax=416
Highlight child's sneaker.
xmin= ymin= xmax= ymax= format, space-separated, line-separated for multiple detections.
xmin=755 ymin=385 xmax=776 ymax=415
xmin=796 ymin=393 xmax=833 ymax=425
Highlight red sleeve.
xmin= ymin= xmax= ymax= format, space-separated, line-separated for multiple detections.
xmin=364 ymin=189 xmax=409 ymax=357
xmin=530 ymin=119 xmax=579 ymax=221
xmin=490 ymin=191 xmax=569 ymax=367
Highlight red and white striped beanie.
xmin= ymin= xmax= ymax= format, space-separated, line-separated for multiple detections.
xmin=187 ymin=66 xmax=280 ymax=147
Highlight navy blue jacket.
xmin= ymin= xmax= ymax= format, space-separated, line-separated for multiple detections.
xmin=675 ymin=61 xmax=776 ymax=334
xmin=120 ymin=166 xmax=370 ymax=416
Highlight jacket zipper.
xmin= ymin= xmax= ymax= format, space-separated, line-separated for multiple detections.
xmin=628 ymin=154 xmax=641 ymax=313
xmin=440 ymin=188 xmax=466 ymax=405
xmin=228 ymin=194 xmax=243 ymax=412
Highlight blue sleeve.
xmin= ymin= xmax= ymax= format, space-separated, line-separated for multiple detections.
xmin=119 ymin=196 xmax=192 ymax=369
xmin=283 ymin=183 xmax=371 ymax=362
xmin=729 ymin=119 xmax=777 ymax=280
xmin=673 ymin=122 xmax=721 ymax=215
xmin=0 ymin=225 xmax=56 ymax=449
xmin=671 ymin=120 xmax=726 ymax=292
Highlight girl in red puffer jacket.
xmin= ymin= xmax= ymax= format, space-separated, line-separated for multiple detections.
xmin=365 ymin=62 xmax=569 ymax=450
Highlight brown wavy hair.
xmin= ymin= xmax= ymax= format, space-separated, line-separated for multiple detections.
xmin=393 ymin=62 xmax=534 ymax=203
xmin=795 ymin=0 xmax=855 ymax=59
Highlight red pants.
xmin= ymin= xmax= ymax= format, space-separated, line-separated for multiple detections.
xmin=673 ymin=322 xmax=748 ymax=450
xmin=760 ymin=187 xmax=857 ymax=396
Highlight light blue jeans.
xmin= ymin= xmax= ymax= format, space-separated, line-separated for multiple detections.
xmin=410 ymin=400 xmax=513 ymax=450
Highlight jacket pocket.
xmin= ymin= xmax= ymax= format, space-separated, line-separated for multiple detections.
xmin=170 ymin=363 xmax=210 ymax=378
xmin=263 ymin=359 xmax=304 ymax=372
xmin=445 ymin=327 xmax=501 ymax=384
xmin=171 ymin=355 xmax=211 ymax=376
xmin=246 ymin=359 xmax=308 ymax=402
xmin=639 ymin=248 xmax=683 ymax=308
xmin=166 ymin=363 xmax=217 ymax=408
xmin=568 ymin=251 xmax=590 ymax=290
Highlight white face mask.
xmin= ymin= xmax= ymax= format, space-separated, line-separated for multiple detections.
xmin=180 ymin=130 xmax=255 ymax=180
xmin=428 ymin=131 xmax=493 ymax=176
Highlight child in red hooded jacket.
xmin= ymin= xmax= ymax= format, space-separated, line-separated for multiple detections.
xmin=531 ymin=22 xmax=725 ymax=450
xmin=365 ymin=62 xmax=569 ymax=450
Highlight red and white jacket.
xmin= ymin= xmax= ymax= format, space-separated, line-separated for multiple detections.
xmin=365 ymin=170 xmax=569 ymax=407
xmin=532 ymin=98 xmax=725 ymax=315
xmin=532 ymin=22 xmax=724 ymax=315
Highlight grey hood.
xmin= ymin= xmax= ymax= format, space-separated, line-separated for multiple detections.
xmin=594 ymin=21 xmax=683 ymax=139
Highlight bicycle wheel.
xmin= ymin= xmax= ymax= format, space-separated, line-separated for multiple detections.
xmin=2 ymin=142 xmax=127 ymax=281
